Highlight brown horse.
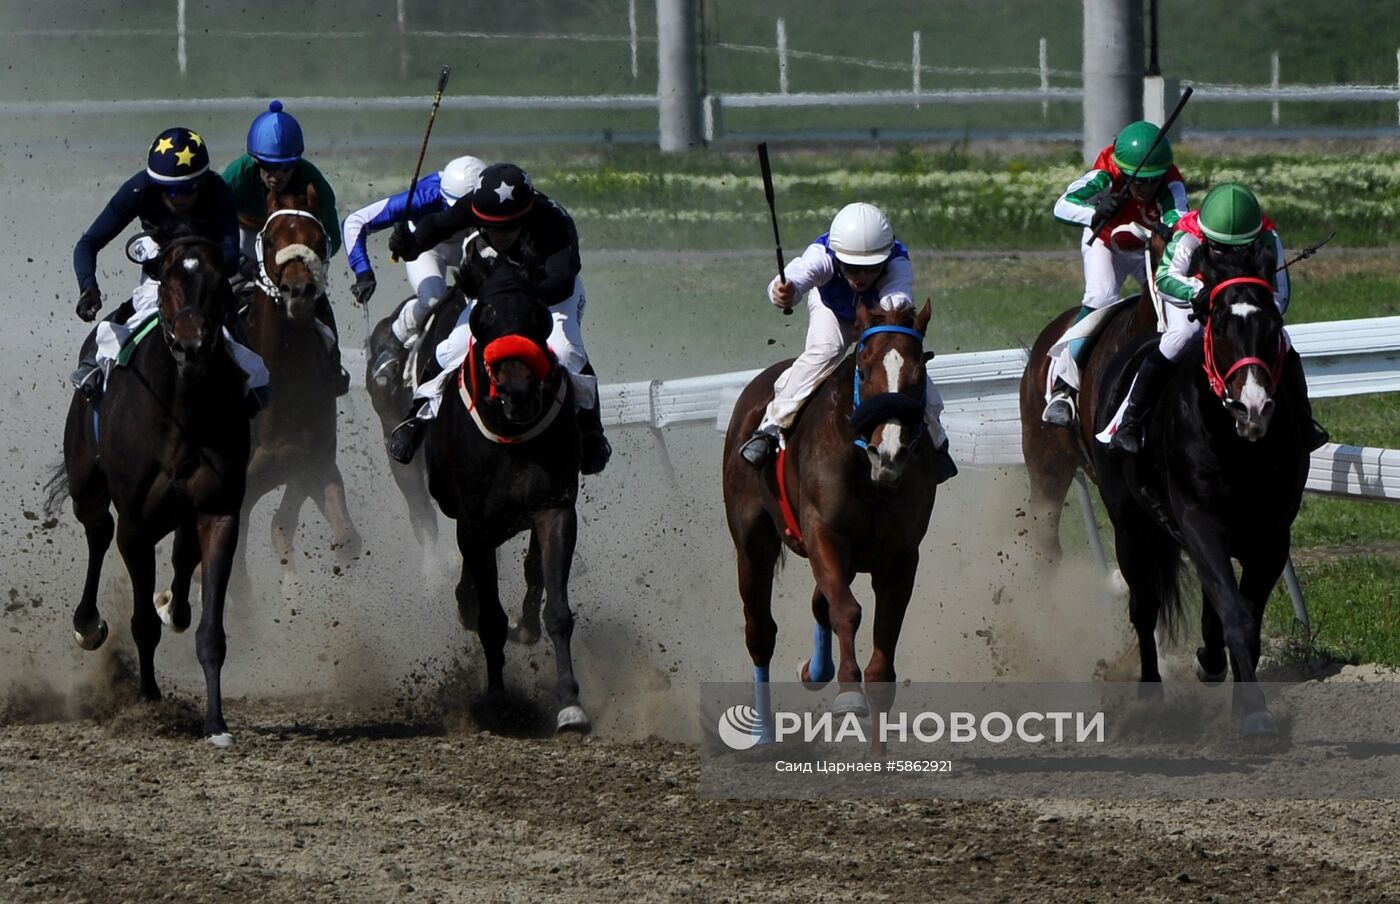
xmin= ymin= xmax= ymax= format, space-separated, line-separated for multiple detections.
xmin=722 ymin=301 xmax=939 ymax=749
xmin=56 ymin=235 xmax=249 ymax=745
xmin=1018 ymin=236 xmax=1165 ymax=558
xmin=241 ymin=189 xmax=360 ymax=571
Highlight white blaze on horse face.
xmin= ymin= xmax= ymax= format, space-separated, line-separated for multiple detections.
xmin=182 ymin=257 xmax=199 ymax=272
xmin=866 ymin=347 xmax=910 ymax=483
xmin=1237 ymin=369 xmax=1273 ymax=438
xmin=1230 ymin=301 xmax=1262 ymax=318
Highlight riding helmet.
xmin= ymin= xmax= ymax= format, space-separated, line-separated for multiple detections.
xmin=470 ymin=163 xmax=536 ymax=223
xmin=246 ymin=100 xmax=304 ymax=165
xmin=827 ymin=202 xmax=895 ymax=267
xmin=439 ymin=155 xmax=487 ymax=207
xmin=146 ymin=127 xmax=210 ymax=185
xmin=1198 ymin=183 xmax=1263 ymax=245
xmin=1112 ymin=120 xmax=1172 ymax=179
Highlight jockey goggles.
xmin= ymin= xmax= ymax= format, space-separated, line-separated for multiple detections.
xmin=160 ymin=175 xmax=204 ymax=197
xmin=256 ymin=159 xmax=296 ymax=175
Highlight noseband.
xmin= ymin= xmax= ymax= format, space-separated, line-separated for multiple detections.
xmin=1202 ymin=276 xmax=1285 ymax=400
xmin=458 ymin=333 xmax=568 ymax=445
xmin=255 ymin=208 xmax=328 ymax=302
xmin=159 ymin=236 xmax=225 ymax=351
xmin=850 ymin=324 xmax=927 ymax=450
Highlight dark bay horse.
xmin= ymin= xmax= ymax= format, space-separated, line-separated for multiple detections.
xmin=418 ymin=263 xmax=589 ymax=732
xmin=723 ymin=301 xmax=939 ymax=749
xmin=1018 ymin=234 xmax=1166 ymax=558
xmin=241 ymin=189 xmax=360 ymax=568
xmin=1090 ymin=247 xmax=1310 ymax=735
xmin=58 ymin=235 xmax=249 ymax=746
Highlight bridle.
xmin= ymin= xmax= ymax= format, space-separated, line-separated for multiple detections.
xmin=1201 ymin=276 xmax=1285 ymax=400
xmin=849 ymin=323 xmax=927 ymax=451
xmin=254 ymin=208 xmax=328 ymax=302
xmin=158 ymin=235 xmax=226 ymax=353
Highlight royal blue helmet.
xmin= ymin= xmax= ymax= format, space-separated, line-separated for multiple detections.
xmin=246 ymin=100 xmax=304 ymax=165
xmin=146 ymin=127 xmax=210 ymax=185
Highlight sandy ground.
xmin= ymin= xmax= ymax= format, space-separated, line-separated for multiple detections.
xmin=6 ymin=150 xmax=1400 ymax=901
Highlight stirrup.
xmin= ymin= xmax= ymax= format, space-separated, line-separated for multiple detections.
xmin=1042 ymin=390 xmax=1077 ymax=427
xmin=1111 ymin=420 xmax=1145 ymax=454
xmin=388 ymin=417 xmax=426 ymax=464
xmin=370 ymin=347 xmax=405 ymax=387
xmin=739 ymin=431 xmax=778 ymax=468
xmin=580 ymin=432 xmax=611 ymax=476
xmin=71 ymin=364 xmax=103 ymax=401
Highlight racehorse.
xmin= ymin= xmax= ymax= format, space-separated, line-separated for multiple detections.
xmin=1090 ymin=245 xmax=1310 ymax=735
xmin=418 ymin=262 xmax=590 ymax=732
xmin=57 ymin=234 xmax=250 ymax=746
xmin=241 ymin=188 xmax=360 ymax=568
xmin=1018 ymin=231 xmax=1165 ymax=559
xmin=722 ymin=301 xmax=939 ymax=749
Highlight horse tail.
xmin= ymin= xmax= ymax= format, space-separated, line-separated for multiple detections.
xmin=1145 ymin=531 xmax=1186 ymax=641
xmin=41 ymin=461 xmax=69 ymax=519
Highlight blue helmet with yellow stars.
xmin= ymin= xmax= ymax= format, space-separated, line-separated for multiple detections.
xmin=246 ymin=100 xmax=304 ymax=165
xmin=146 ymin=127 xmax=210 ymax=185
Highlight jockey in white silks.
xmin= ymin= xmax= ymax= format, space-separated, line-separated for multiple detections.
xmin=735 ymin=201 xmax=957 ymax=485
xmin=70 ymin=126 xmax=268 ymax=406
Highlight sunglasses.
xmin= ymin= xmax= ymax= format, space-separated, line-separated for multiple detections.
xmin=257 ymin=161 xmax=296 ymax=175
xmin=839 ymin=262 xmax=885 ymax=276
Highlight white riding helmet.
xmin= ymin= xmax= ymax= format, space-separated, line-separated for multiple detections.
xmin=827 ymin=202 xmax=895 ymax=267
xmin=439 ymin=155 xmax=486 ymax=207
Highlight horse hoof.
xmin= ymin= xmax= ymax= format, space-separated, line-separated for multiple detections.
xmin=205 ymin=732 xmax=236 ymax=749
xmin=1241 ymin=710 xmax=1278 ymax=738
xmin=1194 ymin=648 xmax=1228 ymax=684
xmin=798 ymin=659 xmax=834 ymax=689
xmin=153 ymin=590 xmax=189 ymax=632
xmin=832 ymin=691 xmax=869 ymax=718
xmin=556 ymin=705 xmax=591 ymax=734
xmin=74 ymin=620 xmax=108 ymax=651
xmin=508 ymin=621 xmax=541 ymax=646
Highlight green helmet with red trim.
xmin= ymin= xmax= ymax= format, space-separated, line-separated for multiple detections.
xmin=1199 ymin=183 xmax=1263 ymax=245
xmin=1111 ymin=120 xmax=1172 ymax=179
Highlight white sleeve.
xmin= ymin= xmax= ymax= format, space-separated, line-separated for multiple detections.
xmin=767 ymin=242 xmax=833 ymax=304
xmin=875 ymin=255 xmax=916 ymax=312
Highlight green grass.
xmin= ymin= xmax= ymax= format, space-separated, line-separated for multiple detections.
xmin=1267 ymin=556 xmax=1400 ymax=666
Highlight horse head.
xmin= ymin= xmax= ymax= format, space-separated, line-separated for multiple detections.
xmin=850 ymin=300 xmax=932 ymax=485
xmin=156 ymin=234 xmax=230 ymax=376
xmin=258 ymin=187 xmax=328 ymax=321
xmin=1199 ymin=242 xmax=1286 ymax=441
xmin=467 ymin=264 xmax=558 ymax=425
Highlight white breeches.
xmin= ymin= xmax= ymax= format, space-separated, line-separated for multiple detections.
xmin=413 ymin=276 xmax=596 ymax=417
xmin=1080 ymin=239 xmax=1148 ymax=310
xmin=93 ymin=275 xmax=269 ymax=392
xmin=759 ymin=291 xmax=946 ymax=445
xmin=392 ymin=238 xmax=466 ymax=346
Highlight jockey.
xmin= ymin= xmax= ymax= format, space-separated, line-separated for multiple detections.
xmin=1111 ymin=181 xmax=1328 ymax=453
xmin=340 ymin=155 xmax=487 ymax=384
xmin=384 ymin=162 xmax=612 ymax=475
xmin=1043 ymin=120 xmax=1189 ymax=427
xmin=70 ymin=126 xmax=269 ymax=407
xmin=221 ymin=100 xmax=350 ymax=396
xmin=736 ymin=202 xmax=958 ymax=484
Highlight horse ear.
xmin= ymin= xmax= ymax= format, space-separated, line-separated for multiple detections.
xmin=915 ymin=299 xmax=932 ymax=335
xmin=855 ymin=302 xmax=874 ymax=330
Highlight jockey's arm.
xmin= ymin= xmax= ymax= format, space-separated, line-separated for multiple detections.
xmin=1156 ymin=173 xmax=1190 ymax=228
xmin=874 ymin=254 xmax=916 ymax=313
xmin=1052 ymin=169 xmax=1110 ymax=228
xmin=1154 ymin=231 xmax=1203 ymax=308
xmin=533 ymin=203 xmax=583 ymax=305
xmin=205 ymin=177 xmax=243 ymax=280
xmin=72 ymin=172 xmax=145 ymax=292
xmin=299 ymin=159 xmax=342 ymax=258
xmin=767 ymin=242 xmax=831 ymax=306
xmin=405 ymin=200 xmax=471 ymax=255
xmin=342 ymin=175 xmax=448 ymax=278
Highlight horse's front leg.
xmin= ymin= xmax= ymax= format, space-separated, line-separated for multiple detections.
xmin=1179 ymin=510 xmax=1274 ymax=736
xmin=71 ymin=498 xmax=114 ymax=651
xmin=311 ymin=465 xmax=362 ymax=562
xmin=534 ymin=508 xmax=587 ymax=733
xmin=155 ymin=519 xmax=199 ymax=632
xmin=865 ymin=551 xmax=919 ymax=757
xmin=1197 ymin=590 xmax=1227 ymax=682
xmin=454 ymin=518 xmax=506 ymax=692
xmin=114 ymin=517 xmax=162 ymax=702
xmin=807 ymin=525 xmax=865 ymax=715
xmin=509 ymin=532 xmax=544 ymax=645
xmin=1237 ymin=535 xmax=1291 ymax=676
xmin=269 ymin=484 xmax=307 ymax=566
xmin=195 ymin=512 xmax=240 ymax=746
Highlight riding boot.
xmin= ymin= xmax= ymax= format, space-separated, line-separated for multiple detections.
xmin=1110 ymin=348 xmax=1173 ymax=454
xmin=70 ymin=356 xmax=103 ymax=402
xmin=1284 ymin=348 xmax=1330 ymax=451
xmin=370 ymin=333 xmax=410 ymax=388
xmin=1042 ymin=378 xmax=1079 ymax=427
xmin=576 ymin=402 xmax=612 ymax=475
xmin=315 ymin=295 xmax=351 ymax=397
xmin=388 ymin=398 xmax=430 ymax=465
xmin=740 ymin=425 xmax=780 ymax=468
xmin=933 ymin=439 xmax=958 ymax=485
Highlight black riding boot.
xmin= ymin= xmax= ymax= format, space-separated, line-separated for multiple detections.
xmin=315 ymin=295 xmax=351 ymax=397
xmin=1284 ymin=348 xmax=1330 ymax=451
xmin=1110 ymin=348 xmax=1173 ymax=454
xmin=387 ymin=357 xmax=443 ymax=464
xmin=576 ymin=362 xmax=611 ymax=475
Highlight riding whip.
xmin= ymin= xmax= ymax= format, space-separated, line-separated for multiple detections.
xmin=757 ymin=142 xmax=792 ymax=316
xmin=1087 ymin=86 xmax=1194 ymax=247
xmin=1279 ymin=231 xmax=1335 ymax=272
xmin=390 ymin=65 xmax=452 ymax=266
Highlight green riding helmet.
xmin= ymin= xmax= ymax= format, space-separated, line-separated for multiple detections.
xmin=1111 ymin=120 xmax=1172 ymax=179
xmin=1198 ymin=182 xmax=1263 ymax=245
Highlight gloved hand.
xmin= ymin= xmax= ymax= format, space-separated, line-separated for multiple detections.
xmin=238 ymin=254 xmax=260 ymax=284
xmin=1151 ymin=220 xmax=1175 ymax=243
xmin=769 ymin=278 xmax=797 ymax=311
xmin=1189 ymin=286 xmax=1211 ymax=321
xmin=1093 ymin=191 xmax=1124 ymax=222
xmin=75 ymin=285 xmax=102 ymax=322
xmin=351 ymin=271 xmax=377 ymax=306
xmin=388 ymin=222 xmax=420 ymax=261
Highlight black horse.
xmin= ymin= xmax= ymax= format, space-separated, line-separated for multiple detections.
xmin=1091 ymin=245 xmax=1310 ymax=735
xmin=57 ymin=235 xmax=250 ymax=746
xmin=417 ymin=262 xmax=589 ymax=732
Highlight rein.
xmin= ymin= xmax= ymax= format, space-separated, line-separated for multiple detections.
xmin=457 ymin=335 xmax=568 ymax=445
xmin=1202 ymin=276 xmax=1285 ymax=399
xmin=255 ymin=208 xmax=329 ymax=301
xmin=850 ymin=324 xmax=926 ymax=450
